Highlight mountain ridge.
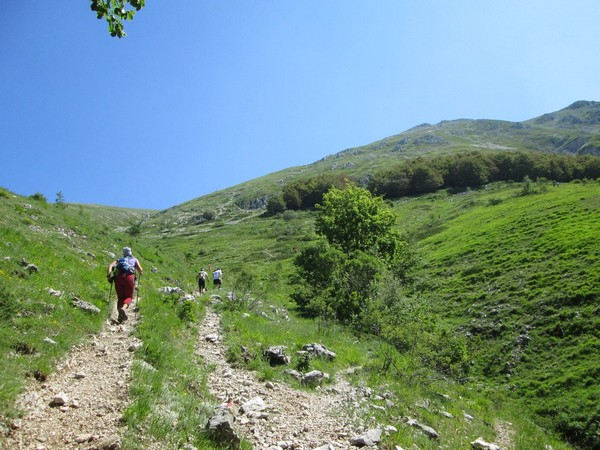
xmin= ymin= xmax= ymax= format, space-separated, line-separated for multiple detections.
xmin=152 ymin=100 xmax=600 ymax=225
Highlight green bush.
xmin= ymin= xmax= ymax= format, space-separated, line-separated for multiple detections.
xmin=29 ymin=192 xmax=47 ymax=202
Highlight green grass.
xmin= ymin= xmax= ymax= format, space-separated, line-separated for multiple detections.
xmin=1 ymin=178 xmax=598 ymax=448
xmin=0 ymin=188 xmax=225 ymax=449
xmin=414 ymin=181 xmax=600 ymax=447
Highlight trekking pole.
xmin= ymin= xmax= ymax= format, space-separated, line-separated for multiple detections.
xmin=135 ymin=273 xmax=142 ymax=321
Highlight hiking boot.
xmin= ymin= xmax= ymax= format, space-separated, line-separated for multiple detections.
xmin=118 ymin=309 xmax=128 ymax=323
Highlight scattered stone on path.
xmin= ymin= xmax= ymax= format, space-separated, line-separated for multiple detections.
xmin=241 ymin=396 xmax=267 ymax=415
xmin=50 ymin=392 xmax=69 ymax=407
xmin=206 ymin=404 xmax=241 ymax=449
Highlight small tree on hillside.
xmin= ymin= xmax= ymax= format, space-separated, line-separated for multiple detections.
xmin=292 ymin=185 xmax=413 ymax=322
xmin=55 ymin=191 xmax=66 ymax=209
xmin=315 ymin=185 xmax=398 ymax=258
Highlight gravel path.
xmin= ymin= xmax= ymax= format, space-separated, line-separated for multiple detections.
xmin=3 ymin=304 xmax=369 ymax=450
xmin=4 ymin=308 xmax=140 ymax=450
xmin=196 ymin=307 xmax=364 ymax=450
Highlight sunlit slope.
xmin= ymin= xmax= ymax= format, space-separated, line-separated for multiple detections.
xmin=413 ymin=181 xmax=600 ymax=444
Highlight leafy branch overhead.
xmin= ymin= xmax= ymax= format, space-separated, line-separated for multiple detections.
xmin=90 ymin=0 xmax=145 ymax=38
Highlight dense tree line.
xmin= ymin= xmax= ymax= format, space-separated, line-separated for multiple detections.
xmin=274 ymin=151 xmax=600 ymax=212
xmin=276 ymin=173 xmax=354 ymax=212
xmin=368 ymin=151 xmax=600 ymax=199
xmin=276 ymin=151 xmax=600 ymax=210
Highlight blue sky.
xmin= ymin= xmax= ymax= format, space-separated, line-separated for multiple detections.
xmin=2 ymin=1 xmax=599 ymax=210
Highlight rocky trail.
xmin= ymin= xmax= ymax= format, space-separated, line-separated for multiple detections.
xmin=3 ymin=300 xmax=387 ymax=450
xmin=3 ymin=306 xmax=142 ymax=450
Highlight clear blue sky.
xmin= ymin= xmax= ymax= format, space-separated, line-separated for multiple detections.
xmin=2 ymin=1 xmax=599 ymax=210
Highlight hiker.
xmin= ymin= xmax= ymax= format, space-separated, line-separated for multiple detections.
xmin=107 ymin=247 xmax=143 ymax=323
xmin=213 ymin=267 xmax=223 ymax=289
xmin=196 ymin=267 xmax=209 ymax=294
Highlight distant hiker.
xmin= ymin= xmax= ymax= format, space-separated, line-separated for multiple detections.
xmin=196 ymin=267 xmax=209 ymax=294
xmin=107 ymin=247 xmax=143 ymax=323
xmin=213 ymin=267 xmax=223 ymax=289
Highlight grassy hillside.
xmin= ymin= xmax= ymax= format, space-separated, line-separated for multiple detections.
xmin=155 ymin=100 xmax=600 ymax=224
xmin=2 ymin=102 xmax=599 ymax=449
xmin=0 ymin=188 xmax=226 ymax=449
xmin=404 ymin=181 xmax=600 ymax=447
xmin=143 ymin=179 xmax=598 ymax=449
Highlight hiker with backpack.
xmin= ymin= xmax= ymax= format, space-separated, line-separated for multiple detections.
xmin=213 ymin=267 xmax=223 ymax=289
xmin=107 ymin=247 xmax=143 ymax=323
xmin=196 ymin=267 xmax=209 ymax=294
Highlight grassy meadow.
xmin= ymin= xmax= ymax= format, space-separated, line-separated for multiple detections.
xmin=0 ymin=178 xmax=598 ymax=449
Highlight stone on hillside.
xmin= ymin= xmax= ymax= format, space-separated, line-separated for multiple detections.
xmin=205 ymin=333 xmax=219 ymax=343
xmin=45 ymin=288 xmax=62 ymax=296
xmin=50 ymin=392 xmax=69 ymax=407
xmin=71 ymin=297 xmax=101 ymax=314
xmin=138 ymin=361 xmax=157 ymax=372
xmin=241 ymin=396 xmax=266 ymax=415
xmin=406 ymin=418 xmax=439 ymax=439
xmin=350 ymin=428 xmax=382 ymax=447
xmin=75 ymin=433 xmax=94 ymax=443
xmin=302 ymin=370 xmax=329 ymax=386
xmin=179 ymin=294 xmax=195 ymax=302
xmin=206 ymin=405 xmax=240 ymax=449
xmin=283 ymin=369 xmax=302 ymax=380
xmin=471 ymin=437 xmax=500 ymax=450
xmin=180 ymin=444 xmax=198 ymax=450
xmin=302 ymin=343 xmax=337 ymax=360
xmin=158 ymin=286 xmax=184 ymax=295
xmin=264 ymin=345 xmax=290 ymax=366
xmin=128 ymin=342 xmax=142 ymax=352
xmin=96 ymin=435 xmax=121 ymax=450
xmin=26 ymin=263 xmax=38 ymax=272
xmin=43 ymin=337 xmax=57 ymax=345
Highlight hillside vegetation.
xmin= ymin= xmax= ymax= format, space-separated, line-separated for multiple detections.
xmin=154 ymin=100 xmax=600 ymax=221
xmin=1 ymin=101 xmax=599 ymax=449
xmin=137 ymin=179 xmax=599 ymax=449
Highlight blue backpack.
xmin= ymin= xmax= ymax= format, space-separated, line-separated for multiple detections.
xmin=115 ymin=257 xmax=135 ymax=275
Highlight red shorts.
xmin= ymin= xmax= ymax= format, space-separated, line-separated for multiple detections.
xmin=115 ymin=274 xmax=135 ymax=309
